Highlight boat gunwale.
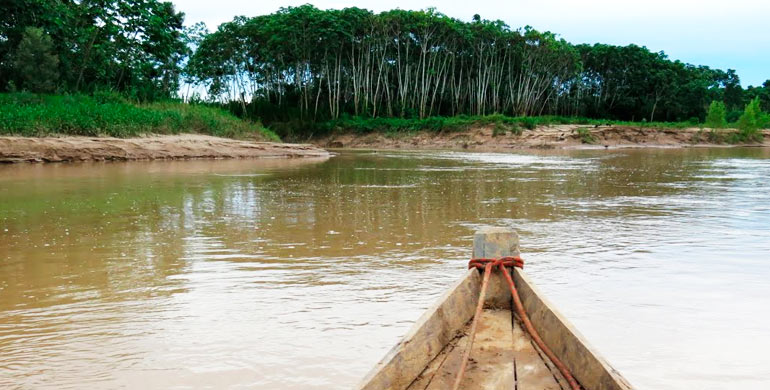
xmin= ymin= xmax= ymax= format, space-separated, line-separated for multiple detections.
xmin=513 ymin=267 xmax=633 ymax=390
xmin=357 ymin=267 xmax=633 ymax=390
xmin=355 ymin=268 xmax=481 ymax=390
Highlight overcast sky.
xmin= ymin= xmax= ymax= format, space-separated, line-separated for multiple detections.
xmin=171 ymin=0 xmax=770 ymax=87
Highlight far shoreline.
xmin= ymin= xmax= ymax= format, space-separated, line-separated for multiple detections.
xmin=311 ymin=125 xmax=770 ymax=151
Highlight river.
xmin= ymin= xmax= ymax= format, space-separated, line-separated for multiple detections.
xmin=1 ymin=148 xmax=769 ymax=389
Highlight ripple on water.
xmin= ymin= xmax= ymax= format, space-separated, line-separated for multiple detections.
xmin=1 ymin=149 xmax=770 ymax=389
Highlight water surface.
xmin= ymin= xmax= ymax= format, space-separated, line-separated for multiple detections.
xmin=1 ymin=148 xmax=769 ymax=389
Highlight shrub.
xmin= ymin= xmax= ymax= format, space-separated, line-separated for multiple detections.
xmin=734 ymin=98 xmax=763 ymax=142
xmin=519 ymin=117 xmax=538 ymax=130
xmin=492 ymin=122 xmax=506 ymax=136
xmin=576 ymin=127 xmax=596 ymax=144
xmin=759 ymin=113 xmax=770 ymax=129
xmin=705 ymin=101 xmax=727 ymax=129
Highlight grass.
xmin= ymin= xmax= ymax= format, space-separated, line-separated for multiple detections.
xmin=576 ymin=127 xmax=596 ymax=144
xmin=0 ymin=93 xmax=280 ymax=141
xmin=273 ymin=114 xmax=699 ymax=139
xmin=266 ymin=113 xmax=765 ymax=144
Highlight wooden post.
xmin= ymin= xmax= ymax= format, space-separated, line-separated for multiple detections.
xmin=472 ymin=227 xmax=634 ymax=390
xmin=472 ymin=227 xmax=520 ymax=309
xmin=473 ymin=227 xmax=520 ymax=259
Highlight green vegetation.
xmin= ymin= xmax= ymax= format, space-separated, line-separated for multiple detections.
xmin=185 ymin=5 xmax=770 ymax=138
xmin=270 ymin=114 xmax=700 ymax=140
xmin=1 ymin=3 xmax=768 ymax=143
xmin=733 ymin=98 xmax=764 ymax=143
xmin=576 ymin=128 xmax=596 ymax=144
xmin=11 ymin=27 xmax=59 ymax=93
xmin=1 ymin=0 xmax=187 ymax=100
xmin=0 ymin=93 xmax=278 ymax=140
xmin=705 ymin=101 xmax=727 ymax=129
xmin=700 ymin=98 xmax=768 ymax=144
xmin=492 ymin=123 xmax=507 ymax=137
xmin=0 ymin=0 xmax=276 ymax=140
xmin=321 ymin=115 xmax=538 ymax=134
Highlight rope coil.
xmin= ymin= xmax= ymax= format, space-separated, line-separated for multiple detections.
xmin=468 ymin=256 xmax=524 ymax=270
xmin=452 ymin=256 xmax=581 ymax=390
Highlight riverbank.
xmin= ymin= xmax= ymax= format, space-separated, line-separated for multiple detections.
xmin=0 ymin=134 xmax=330 ymax=163
xmin=313 ymin=125 xmax=770 ymax=150
xmin=0 ymin=93 xmax=280 ymax=141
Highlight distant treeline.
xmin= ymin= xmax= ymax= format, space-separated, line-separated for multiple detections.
xmin=186 ymin=5 xmax=770 ymax=125
xmin=2 ymin=3 xmax=769 ymax=128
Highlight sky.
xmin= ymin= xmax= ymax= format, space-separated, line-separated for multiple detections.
xmin=171 ymin=0 xmax=770 ymax=87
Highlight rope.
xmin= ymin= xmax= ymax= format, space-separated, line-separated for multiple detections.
xmin=453 ymin=256 xmax=581 ymax=390
xmin=450 ymin=259 xmax=495 ymax=390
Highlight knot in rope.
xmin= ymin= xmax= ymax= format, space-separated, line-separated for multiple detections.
xmin=468 ymin=256 xmax=524 ymax=270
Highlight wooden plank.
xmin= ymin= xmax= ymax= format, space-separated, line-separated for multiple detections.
xmin=514 ymin=268 xmax=634 ymax=390
xmin=406 ymin=326 xmax=469 ymax=390
xmin=408 ymin=309 xmax=514 ymax=390
xmin=512 ymin=318 xmax=567 ymax=390
xmin=356 ymin=269 xmax=481 ymax=390
xmin=461 ymin=309 xmax=514 ymax=389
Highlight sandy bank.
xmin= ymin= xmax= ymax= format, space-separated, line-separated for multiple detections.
xmin=0 ymin=134 xmax=330 ymax=163
xmin=314 ymin=125 xmax=770 ymax=150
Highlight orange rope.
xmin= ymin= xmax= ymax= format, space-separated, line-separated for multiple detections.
xmin=450 ymin=260 xmax=494 ymax=390
xmin=497 ymin=260 xmax=581 ymax=390
xmin=456 ymin=256 xmax=581 ymax=390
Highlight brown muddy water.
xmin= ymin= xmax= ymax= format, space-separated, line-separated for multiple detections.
xmin=1 ymin=149 xmax=769 ymax=389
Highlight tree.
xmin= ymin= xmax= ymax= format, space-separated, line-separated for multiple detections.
xmin=738 ymin=98 xmax=761 ymax=130
xmin=12 ymin=27 xmax=59 ymax=92
xmin=705 ymin=101 xmax=727 ymax=129
xmin=178 ymin=5 xmax=767 ymax=132
xmin=1 ymin=0 xmax=187 ymax=99
xmin=736 ymin=97 xmax=763 ymax=142
xmin=722 ymin=69 xmax=743 ymax=111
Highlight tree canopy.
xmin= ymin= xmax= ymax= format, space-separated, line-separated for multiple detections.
xmin=2 ymin=3 xmax=768 ymax=124
xmin=0 ymin=0 xmax=187 ymax=100
xmin=184 ymin=5 xmax=769 ymax=125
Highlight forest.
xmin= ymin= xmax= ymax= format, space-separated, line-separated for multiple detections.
xmin=1 ymin=2 xmax=769 ymax=138
xmin=1 ymin=0 xmax=186 ymax=100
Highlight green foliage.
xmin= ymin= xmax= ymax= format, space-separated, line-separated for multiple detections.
xmin=3 ymin=3 xmax=768 ymax=137
xmin=705 ymin=101 xmax=727 ymax=129
xmin=731 ymin=98 xmax=763 ymax=143
xmin=12 ymin=27 xmax=60 ymax=93
xmin=1 ymin=0 xmax=187 ymax=99
xmin=316 ymin=115 xmax=537 ymax=136
xmin=492 ymin=123 xmax=507 ymax=136
xmin=0 ymin=93 xmax=279 ymax=141
xmin=576 ymin=128 xmax=596 ymax=144
xmin=519 ymin=117 xmax=537 ymax=130
xmin=269 ymin=114 xmax=693 ymax=140
xmin=761 ymin=113 xmax=770 ymax=129
xmin=186 ymin=5 xmax=770 ymax=135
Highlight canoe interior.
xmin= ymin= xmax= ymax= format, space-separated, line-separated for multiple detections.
xmin=356 ymin=269 xmax=633 ymax=390
xmin=406 ymin=308 xmax=569 ymax=390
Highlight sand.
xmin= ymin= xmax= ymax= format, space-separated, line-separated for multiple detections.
xmin=0 ymin=134 xmax=330 ymax=163
xmin=313 ymin=125 xmax=770 ymax=151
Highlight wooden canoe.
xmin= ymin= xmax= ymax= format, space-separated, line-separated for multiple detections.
xmin=356 ymin=227 xmax=633 ymax=390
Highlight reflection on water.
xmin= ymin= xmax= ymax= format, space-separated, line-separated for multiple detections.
xmin=1 ymin=149 xmax=769 ymax=389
